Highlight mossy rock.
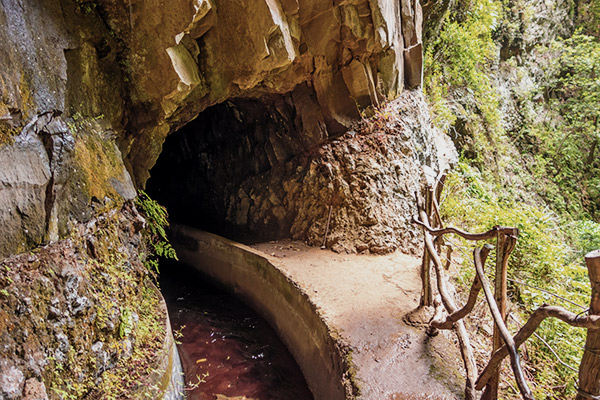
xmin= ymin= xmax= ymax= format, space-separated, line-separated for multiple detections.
xmin=72 ymin=123 xmax=136 ymax=202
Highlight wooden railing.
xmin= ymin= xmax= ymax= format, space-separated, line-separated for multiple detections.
xmin=408 ymin=174 xmax=600 ymax=400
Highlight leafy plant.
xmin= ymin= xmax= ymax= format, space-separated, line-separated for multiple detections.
xmin=119 ymin=307 xmax=133 ymax=338
xmin=135 ymin=190 xmax=178 ymax=275
xmin=573 ymin=220 xmax=600 ymax=258
xmin=424 ymin=0 xmax=503 ymax=157
xmin=522 ymin=32 xmax=600 ymax=219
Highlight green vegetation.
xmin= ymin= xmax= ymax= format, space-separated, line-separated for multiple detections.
xmin=41 ymin=192 xmax=178 ymax=399
xmin=575 ymin=0 xmax=600 ymax=38
xmin=424 ymin=0 xmax=600 ymax=397
xmin=73 ymin=127 xmax=127 ymax=202
xmin=441 ymin=162 xmax=595 ymax=397
xmin=517 ymin=32 xmax=600 ymax=218
xmin=135 ymin=190 xmax=178 ymax=276
xmin=424 ymin=0 xmax=503 ymax=163
xmin=44 ymin=206 xmax=168 ymax=400
xmin=0 ymin=122 xmax=18 ymax=147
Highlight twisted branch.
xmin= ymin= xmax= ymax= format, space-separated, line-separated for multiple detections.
xmin=476 ymin=306 xmax=600 ymax=390
xmin=474 ymin=246 xmax=533 ymax=400
xmin=431 ymin=244 xmax=493 ymax=330
xmin=413 ymin=216 xmax=518 ymax=241
xmin=418 ymin=204 xmax=479 ymax=400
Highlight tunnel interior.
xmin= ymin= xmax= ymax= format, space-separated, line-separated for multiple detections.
xmin=145 ymin=85 xmax=337 ymax=242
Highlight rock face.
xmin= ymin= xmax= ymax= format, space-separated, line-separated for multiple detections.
xmin=99 ymin=0 xmax=426 ymax=186
xmin=0 ymin=113 xmax=136 ymax=258
xmin=0 ymin=0 xmax=431 ymax=259
xmin=0 ymin=0 xmax=134 ymax=259
xmin=149 ymin=90 xmax=455 ymax=254
xmin=0 ymin=203 xmax=182 ymax=400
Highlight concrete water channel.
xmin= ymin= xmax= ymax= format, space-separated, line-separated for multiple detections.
xmin=168 ymin=225 xmax=465 ymax=400
xmin=160 ymin=260 xmax=314 ymax=399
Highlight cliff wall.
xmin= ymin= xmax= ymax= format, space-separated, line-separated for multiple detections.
xmin=0 ymin=0 xmax=456 ymax=397
xmin=0 ymin=0 xmax=439 ymax=258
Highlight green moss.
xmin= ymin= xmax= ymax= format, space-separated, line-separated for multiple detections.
xmin=0 ymin=122 xmax=18 ymax=147
xmin=18 ymin=74 xmax=35 ymax=120
xmin=36 ymin=205 xmax=170 ymax=399
xmin=341 ymin=349 xmax=361 ymax=398
xmin=73 ymin=129 xmax=125 ymax=201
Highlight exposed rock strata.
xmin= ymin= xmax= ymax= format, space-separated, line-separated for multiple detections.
xmin=0 ymin=113 xmax=136 ymax=258
xmin=97 ymin=0 xmax=426 ymax=186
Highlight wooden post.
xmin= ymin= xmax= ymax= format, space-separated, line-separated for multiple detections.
xmin=420 ymin=186 xmax=434 ymax=307
xmin=576 ymin=249 xmax=600 ymax=400
xmin=483 ymin=232 xmax=516 ymax=400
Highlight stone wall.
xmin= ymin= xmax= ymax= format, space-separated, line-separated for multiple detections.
xmin=0 ymin=203 xmax=183 ymax=400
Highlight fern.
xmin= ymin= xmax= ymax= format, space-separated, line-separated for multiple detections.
xmin=135 ymin=190 xmax=178 ymax=275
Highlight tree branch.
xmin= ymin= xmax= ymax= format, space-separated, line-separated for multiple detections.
xmin=476 ymin=305 xmax=600 ymax=390
xmin=413 ymin=216 xmax=518 ymax=241
xmin=430 ymin=244 xmax=493 ymax=330
xmin=474 ymin=246 xmax=533 ymax=399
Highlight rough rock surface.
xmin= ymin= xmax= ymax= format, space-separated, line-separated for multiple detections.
xmin=0 ymin=113 xmax=136 ymax=258
xmin=0 ymin=203 xmax=168 ymax=400
xmin=0 ymin=0 xmax=431 ymax=258
xmin=149 ymin=90 xmax=455 ymax=254
xmin=96 ymin=0 xmax=426 ymax=185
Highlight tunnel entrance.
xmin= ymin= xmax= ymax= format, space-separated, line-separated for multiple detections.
xmin=147 ymin=90 xmax=332 ymax=399
xmin=147 ymin=89 xmax=444 ymax=255
xmin=146 ymin=85 xmax=337 ymax=243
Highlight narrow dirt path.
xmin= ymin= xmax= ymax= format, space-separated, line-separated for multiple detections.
xmin=251 ymin=240 xmax=465 ymax=400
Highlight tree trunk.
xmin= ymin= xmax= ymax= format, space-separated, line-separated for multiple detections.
xmin=576 ymin=249 xmax=600 ymax=400
xmin=482 ymin=234 xmax=508 ymax=400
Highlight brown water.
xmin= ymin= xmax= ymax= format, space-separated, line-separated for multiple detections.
xmin=160 ymin=261 xmax=314 ymax=400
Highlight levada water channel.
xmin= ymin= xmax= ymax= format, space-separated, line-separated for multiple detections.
xmin=160 ymin=259 xmax=314 ymax=400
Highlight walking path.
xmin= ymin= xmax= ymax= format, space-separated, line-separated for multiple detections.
xmin=172 ymin=226 xmax=464 ymax=400
xmin=252 ymin=240 xmax=463 ymax=400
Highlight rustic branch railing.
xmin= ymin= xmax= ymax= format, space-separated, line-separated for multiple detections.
xmin=409 ymin=175 xmax=600 ymax=400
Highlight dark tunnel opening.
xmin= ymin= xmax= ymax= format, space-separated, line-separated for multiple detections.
xmin=145 ymin=86 xmax=336 ymax=243
xmin=146 ymin=90 xmax=332 ymax=399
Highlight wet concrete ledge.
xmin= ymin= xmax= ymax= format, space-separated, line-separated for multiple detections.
xmin=157 ymin=291 xmax=185 ymax=400
xmin=171 ymin=225 xmax=358 ymax=400
xmin=141 ymin=285 xmax=185 ymax=400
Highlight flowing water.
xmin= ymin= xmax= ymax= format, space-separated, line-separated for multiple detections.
xmin=160 ymin=261 xmax=314 ymax=400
